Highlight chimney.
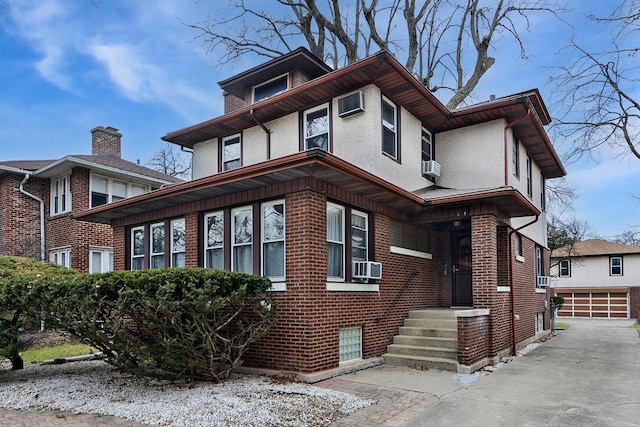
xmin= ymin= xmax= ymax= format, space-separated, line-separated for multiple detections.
xmin=91 ymin=126 xmax=122 ymax=157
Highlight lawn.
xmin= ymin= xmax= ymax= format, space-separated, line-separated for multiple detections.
xmin=19 ymin=343 xmax=97 ymax=364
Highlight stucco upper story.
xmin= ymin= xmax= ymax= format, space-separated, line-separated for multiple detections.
xmin=551 ymin=239 xmax=640 ymax=288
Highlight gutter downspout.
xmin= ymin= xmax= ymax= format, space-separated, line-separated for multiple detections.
xmin=507 ymin=214 xmax=539 ymax=356
xmin=250 ymin=109 xmax=272 ymax=159
xmin=19 ymin=174 xmax=45 ymax=262
xmin=504 ymin=109 xmax=531 ymax=185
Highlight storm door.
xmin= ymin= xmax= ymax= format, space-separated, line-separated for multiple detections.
xmin=451 ymin=231 xmax=473 ymax=307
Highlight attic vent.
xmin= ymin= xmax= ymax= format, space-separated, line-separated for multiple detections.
xmin=338 ymin=91 xmax=365 ymax=117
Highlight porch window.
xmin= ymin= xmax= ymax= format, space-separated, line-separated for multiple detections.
xmin=150 ymin=222 xmax=165 ymax=269
xmin=339 ymin=327 xmax=362 ymax=363
xmin=131 ymin=226 xmax=145 ymax=270
xmin=232 ymin=206 xmax=253 ymax=274
xmin=382 ymin=96 xmax=398 ymax=159
xmin=559 ymin=259 xmax=571 ymax=277
xmin=171 ymin=218 xmax=186 ymax=267
xmin=610 ymin=256 xmax=623 ymax=276
xmin=89 ymin=247 xmax=113 ymax=273
xmin=222 ymin=134 xmax=241 ymax=171
xmin=304 ymin=104 xmax=330 ymax=151
xmin=327 ymin=203 xmax=345 ymax=280
xmin=262 ymin=200 xmax=285 ymax=281
xmin=50 ymin=173 xmax=71 ymax=215
xmin=90 ymin=173 xmax=149 ymax=207
xmin=204 ymin=211 xmax=224 ymax=269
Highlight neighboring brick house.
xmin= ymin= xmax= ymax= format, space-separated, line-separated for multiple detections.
xmin=0 ymin=126 xmax=181 ymax=273
xmin=551 ymin=239 xmax=640 ymax=319
xmin=77 ymin=48 xmax=566 ymax=379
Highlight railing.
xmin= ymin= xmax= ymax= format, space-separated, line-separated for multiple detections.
xmin=376 ymin=271 xmax=418 ymax=322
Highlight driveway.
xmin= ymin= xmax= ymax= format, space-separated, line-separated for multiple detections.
xmin=401 ymin=318 xmax=640 ymax=426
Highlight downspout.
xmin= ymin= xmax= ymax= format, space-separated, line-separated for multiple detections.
xmin=250 ymin=109 xmax=272 ymax=159
xmin=503 ymin=109 xmax=531 ymax=186
xmin=507 ymin=214 xmax=539 ymax=356
xmin=19 ymin=174 xmax=45 ymax=262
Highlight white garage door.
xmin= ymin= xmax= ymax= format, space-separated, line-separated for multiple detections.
xmin=556 ymin=288 xmax=629 ymax=319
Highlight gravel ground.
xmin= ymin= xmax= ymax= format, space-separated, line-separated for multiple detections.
xmin=0 ymin=360 xmax=374 ymax=426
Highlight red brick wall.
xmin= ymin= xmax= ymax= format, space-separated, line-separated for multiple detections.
xmin=224 ymin=93 xmax=245 ymax=114
xmin=630 ymin=287 xmax=640 ymax=319
xmin=457 ymin=314 xmax=490 ymax=365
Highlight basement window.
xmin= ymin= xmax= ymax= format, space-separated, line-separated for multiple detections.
xmin=339 ymin=327 xmax=362 ymax=363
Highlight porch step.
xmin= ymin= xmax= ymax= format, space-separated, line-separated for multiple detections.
xmin=383 ymin=309 xmax=459 ymax=371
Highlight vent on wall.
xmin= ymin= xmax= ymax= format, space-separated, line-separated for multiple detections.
xmin=338 ymin=91 xmax=365 ymax=117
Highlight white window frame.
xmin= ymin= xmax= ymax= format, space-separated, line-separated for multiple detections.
xmin=351 ymin=210 xmax=368 ymax=263
xmin=170 ymin=218 xmax=186 ymax=267
xmin=232 ymin=206 xmax=253 ymax=274
xmin=559 ymin=259 xmax=571 ymax=277
xmin=252 ymin=73 xmax=289 ymax=103
xmin=131 ymin=226 xmax=145 ymax=270
xmin=50 ymin=247 xmax=71 ymax=268
xmin=261 ymin=200 xmax=286 ymax=281
xmin=90 ymin=173 xmax=149 ymax=208
xmin=526 ymin=156 xmax=533 ymax=197
xmin=610 ymin=256 xmax=623 ymax=276
xmin=204 ymin=211 xmax=224 ymax=269
xmin=89 ymin=247 xmax=113 ymax=273
xmin=382 ymin=95 xmax=398 ymax=159
xmin=304 ymin=103 xmax=330 ymax=151
xmin=535 ymin=245 xmax=543 ymax=286
xmin=150 ymin=222 xmax=165 ymax=269
xmin=421 ymin=126 xmax=433 ymax=163
xmin=222 ymin=134 xmax=241 ymax=171
xmin=50 ymin=173 xmax=71 ymax=215
xmin=513 ymin=138 xmax=520 ymax=178
xmin=339 ymin=327 xmax=362 ymax=363
xmin=327 ymin=202 xmax=345 ymax=281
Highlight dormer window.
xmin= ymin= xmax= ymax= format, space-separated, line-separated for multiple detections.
xmin=252 ymin=73 xmax=289 ymax=103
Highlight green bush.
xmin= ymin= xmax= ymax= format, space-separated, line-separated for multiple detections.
xmin=0 ymin=256 xmax=77 ymax=370
xmin=43 ymin=268 xmax=277 ymax=381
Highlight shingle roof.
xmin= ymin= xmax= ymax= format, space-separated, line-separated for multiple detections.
xmin=553 ymin=239 xmax=640 ymax=258
xmin=0 ymin=160 xmax=56 ymax=171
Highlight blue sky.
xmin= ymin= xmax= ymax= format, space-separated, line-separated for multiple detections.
xmin=1 ymin=0 xmax=638 ymax=239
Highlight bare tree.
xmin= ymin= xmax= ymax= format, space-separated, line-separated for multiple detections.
xmin=615 ymin=228 xmax=640 ymax=246
xmin=551 ymin=0 xmax=640 ymax=162
xmin=186 ymin=0 xmax=563 ymax=109
xmin=547 ymin=216 xmax=591 ymax=274
xmin=147 ymin=144 xmax=192 ymax=181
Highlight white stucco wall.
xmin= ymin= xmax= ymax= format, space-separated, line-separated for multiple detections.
xmin=551 ymin=253 xmax=640 ymax=288
xmin=192 ymin=139 xmax=218 ymax=180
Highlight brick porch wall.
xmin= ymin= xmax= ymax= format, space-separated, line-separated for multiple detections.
xmin=457 ymin=314 xmax=490 ymax=366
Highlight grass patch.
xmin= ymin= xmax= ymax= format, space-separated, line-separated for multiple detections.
xmin=553 ymin=322 xmax=570 ymax=330
xmin=631 ymin=324 xmax=640 ymax=338
xmin=20 ymin=343 xmax=97 ymax=364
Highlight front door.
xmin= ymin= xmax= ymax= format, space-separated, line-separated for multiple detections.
xmin=452 ymin=231 xmax=473 ymax=307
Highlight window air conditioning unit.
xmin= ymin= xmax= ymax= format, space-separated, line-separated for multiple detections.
xmin=338 ymin=91 xmax=365 ymax=117
xmin=352 ymin=261 xmax=382 ymax=280
xmin=537 ymin=276 xmax=551 ymax=287
xmin=422 ymin=160 xmax=441 ymax=177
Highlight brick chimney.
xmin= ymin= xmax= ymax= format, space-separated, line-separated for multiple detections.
xmin=91 ymin=126 xmax=122 ymax=157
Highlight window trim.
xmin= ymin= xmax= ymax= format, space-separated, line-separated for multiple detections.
xmin=421 ymin=126 xmax=433 ymax=163
xmin=303 ymin=103 xmax=331 ymax=151
xmin=526 ymin=156 xmax=533 ymax=197
xmin=610 ymin=256 xmax=623 ymax=276
xmin=327 ymin=202 xmax=346 ymax=281
xmin=170 ymin=218 xmax=186 ymax=267
xmin=231 ymin=205 xmax=253 ymax=274
xmin=261 ymin=200 xmax=286 ymax=281
xmin=381 ymin=95 xmax=399 ymax=161
xmin=89 ymin=247 xmax=113 ymax=273
xmin=50 ymin=173 xmax=71 ymax=215
xmin=130 ymin=226 xmax=145 ymax=270
xmin=252 ymin=73 xmax=289 ymax=103
xmin=512 ymin=138 xmax=520 ymax=179
xmin=221 ymin=133 xmax=242 ymax=171
xmin=559 ymin=259 xmax=571 ymax=277
xmin=204 ymin=211 xmax=225 ymax=270
xmin=90 ymin=173 xmax=150 ymax=208
xmin=351 ymin=209 xmax=368 ymax=264
xmin=50 ymin=247 xmax=71 ymax=268
xmin=150 ymin=222 xmax=166 ymax=269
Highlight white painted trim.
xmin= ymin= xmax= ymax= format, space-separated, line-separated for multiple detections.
xmin=535 ymin=288 xmax=547 ymax=294
xmin=455 ymin=308 xmax=490 ymax=317
xmin=515 ymin=255 xmax=525 ymax=263
xmin=390 ymin=246 xmax=433 ymax=259
xmin=269 ymin=282 xmax=287 ymax=292
xmin=497 ymin=286 xmax=511 ymax=292
xmin=326 ymin=282 xmax=379 ymax=292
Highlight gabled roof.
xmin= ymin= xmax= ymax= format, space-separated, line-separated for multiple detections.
xmin=1 ymin=155 xmax=181 ymax=186
xmin=163 ymin=50 xmax=565 ymax=179
xmin=553 ymin=239 xmax=640 ymax=258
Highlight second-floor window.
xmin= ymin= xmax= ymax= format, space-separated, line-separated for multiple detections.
xmin=526 ymin=156 xmax=533 ymax=197
xmin=90 ymin=174 xmax=149 ymax=208
xmin=421 ymin=127 xmax=433 ymax=162
xmin=540 ymin=175 xmax=546 ymax=211
xmin=51 ymin=174 xmax=71 ymax=215
xmin=382 ymin=96 xmax=398 ymax=159
xmin=222 ymin=134 xmax=241 ymax=171
xmin=559 ymin=259 xmax=571 ymax=277
xmin=252 ymin=73 xmax=288 ymax=103
xmin=513 ymin=138 xmax=520 ymax=178
xmin=304 ymin=104 xmax=330 ymax=151
xmin=610 ymin=256 xmax=623 ymax=276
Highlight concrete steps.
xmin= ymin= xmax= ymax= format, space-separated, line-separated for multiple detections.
xmin=383 ymin=309 xmax=458 ymax=371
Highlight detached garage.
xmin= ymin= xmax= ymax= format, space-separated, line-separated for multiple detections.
xmin=556 ymin=288 xmax=629 ymax=319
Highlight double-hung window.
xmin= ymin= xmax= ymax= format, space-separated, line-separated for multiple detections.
xmin=232 ymin=206 xmax=253 ymax=273
xmin=204 ymin=211 xmax=224 ymax=269
xmin=261 ymin=200 xmax=285 ymax=280
xmin=170 ymin=218 xmax=186 ymax=267
xmin=304 ymin=104 xmax=330 ymax=151
xmin=351 ymin=210 xmax=368 ymax=263
xmin=382 ymin=96 xmax=398 ymax=159
xmin=51 ymin=174 xmax=71 ymax=215
xmin=150 ymin=222 xmax=165 ymax=269
xmin=222 ymin=134 xmax=241 ymax=171
xmin=131 ymin=226 xmax=145 ymax=270
xmin=421 ymin=127 xmax=433 ymax=163
xmin=559 ymin=259 xmax=571 ymax=277
xmin=327 ymin=203 xmax=345 ymax=280
xmin=526 ymin=156 xmax=533 ymax=197
xmin=540 ymin=176 xmax=546 ymax=211
xmin=513 ymin=138 xmax=520 ymax=178
xmin=610 ymin=256 xmax=623 ymax=276
xmin=90 ymin=247 xmax=113 ymax=273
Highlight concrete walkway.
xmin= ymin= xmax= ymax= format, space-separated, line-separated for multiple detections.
xmin=1 ymin=318 xmax=638 ymax=426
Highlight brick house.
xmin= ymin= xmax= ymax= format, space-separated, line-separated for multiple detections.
xmin=77 ymin=48 xmax=566 ymax=380
xmin=551 ymin=239 xmax=640 ymax=319
xmin=0 ymin=126 xmax=181 ymax=272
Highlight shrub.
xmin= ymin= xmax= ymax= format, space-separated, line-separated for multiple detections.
xmin=43 ymin=268 xmax=277 ymax=381
xmin=0 ymin=256 xmax=77 ymax=370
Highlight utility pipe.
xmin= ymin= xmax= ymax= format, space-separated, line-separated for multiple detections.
xmin=19 ymin=173 xmax=45 ymax=262
xmin=507 ymin=214 xmax=539 ymax=356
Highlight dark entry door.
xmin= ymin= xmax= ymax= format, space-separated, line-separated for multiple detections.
xmin=452 ymin=231 xmax=473 ymax=307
